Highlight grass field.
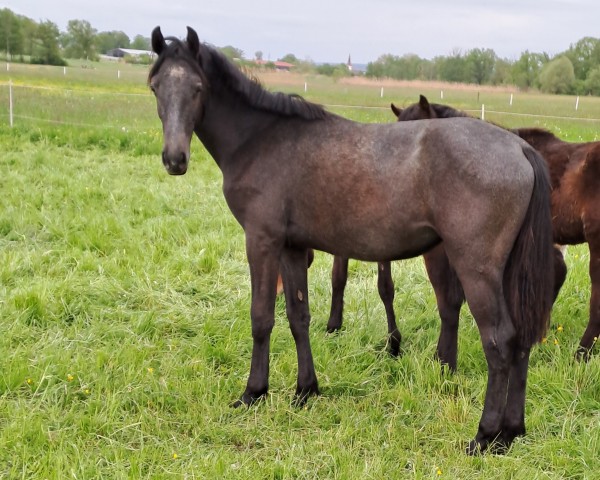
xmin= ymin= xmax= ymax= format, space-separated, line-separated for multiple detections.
xmin=0 ymin=62 xmax=599 ymax=479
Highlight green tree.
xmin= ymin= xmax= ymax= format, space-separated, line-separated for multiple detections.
xmin=0 ymin=8 xmax=24 ymax=58
xmin=584 ymin=66 xmax=600 ymax=95
xmin=490 ymin=58 xmax=513 ymax=85
xmin=511 ymin=51 xmax=548 ymax=90
xmin=130 ymin=35 xmax=150 ymax=50
xmin=31 ymin=20 xmax=66 ymax=65
xmin=366 ymin=53 xmax=428 ymax=80
xmin=538 ymin=56 xmax=575 ymax=94
xmin=62 ymin=19 xmax=98 ymax=60
xmin=96 ymin=30 xmax=130 ymax=54
xmin=465 ymin=48 xmax=496 ymax=84
xmin=564 ymin=36 xmax=600 ymax=82
xmin=20 ymin=16 xmax=37 ymax=58
xmin=435 ymin=51 xmax=469 ymax=83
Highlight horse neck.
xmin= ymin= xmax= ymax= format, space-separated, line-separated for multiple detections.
xmin=195 ymin=93 xmax=277 ymax=168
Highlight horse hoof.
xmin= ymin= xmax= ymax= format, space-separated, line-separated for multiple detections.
xmin=388 ymin=333 xmax=402 ymax=357
xmin=575 ymin=346 xmax=592 ymax=362
xmin=231 ymin=391 xmax=266 ymax=408
xmin=326 ymin=321 xmax=342 ymax=333
xmin=293 ymin=385 xmax=320 ymax=407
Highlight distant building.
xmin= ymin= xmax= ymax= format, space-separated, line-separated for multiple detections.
xmin=254 ymin=59 xmax=295 ymax=71
xmin=106 ymin=48 xmax=155 ymax=59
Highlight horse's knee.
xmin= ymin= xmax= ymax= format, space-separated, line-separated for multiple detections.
xmin=250 ymin=313 xmax=275 ymax=340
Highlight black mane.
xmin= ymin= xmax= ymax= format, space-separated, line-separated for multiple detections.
xmin=429 ymin=103 xmax=469 ymax=119
xmin=149 ymin=37 xmax=329 ymax=121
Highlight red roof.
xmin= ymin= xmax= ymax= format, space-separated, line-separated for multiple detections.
xmin=254 ymin=60 xmax=295 ymax=68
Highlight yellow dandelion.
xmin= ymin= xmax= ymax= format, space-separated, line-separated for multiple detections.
xmin=436 ymin=468 xmax=442 ymax=476
xmin=557 ymin=325 xmax=563 ymax=332
xmin=84 ymin=389 xmax=91 ymax=395
xmin=147 ymin=367 xmax=154 ymax=374
xmin=26 ymin=378 xmax=33 ymax=385
xmin=67 ymin=374 xmax=74 ymax=382
xmin=172 ymin=453 xmax=178 ymax=459
xmin=554 ymin=339 xmax=559 ymax=345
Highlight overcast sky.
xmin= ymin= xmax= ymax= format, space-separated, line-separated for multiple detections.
xmin=4 ymin=1 xmax=599 ymax=64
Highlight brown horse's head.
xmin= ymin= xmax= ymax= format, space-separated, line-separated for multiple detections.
xmin=148 ymin=26 xmax=205 ymax=175
xmin=391 ymin=94 xmax=436 ymax=121
xmin=391 ymin=95 xmax=468 ymax=122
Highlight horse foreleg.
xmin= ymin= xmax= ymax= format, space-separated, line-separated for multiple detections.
xmin=577 ymin=243 xmax=600 ymax=360
xmin=327 ymin=256 xmax=349 ymax=332
xmin=233 ymin=238 xmax=280 ymax=407
xmin=424 ymin=244 xmax=464 ymax=372
xmin=281 ymin=247 xmax=319 ymax=405
xmin=377 ymin=261 xmax=401 ymax=356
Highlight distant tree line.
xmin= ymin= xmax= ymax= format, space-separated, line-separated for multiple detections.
xmin=0 ymin=8 xmax=151 ymax=66
xmin=366 ymin=38 xmax=600 ymax=95
xmin=2 ymin=7 xmax=600 ymax=95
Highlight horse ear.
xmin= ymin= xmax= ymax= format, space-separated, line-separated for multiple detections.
xmin=151 ymin=26 xmax=166 ymax=55
xmin=418 ymin=94 xmax=430 ymax=111
xmin=186 ymin=26 xmax=201 ymax=58
xmin=390 ymin=103 xmax=402 ymax=117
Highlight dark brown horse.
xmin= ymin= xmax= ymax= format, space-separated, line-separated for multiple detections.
xmin=393 ymin=94 xmax=599 ymax=366
xmin=149 ymin=27 xmax=555 ymax=453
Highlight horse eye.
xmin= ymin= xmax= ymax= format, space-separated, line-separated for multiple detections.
xmin=149 ymin=83 xmax=157 ymax=94
xmin=194 ymin=83 xmax=203 ymax=95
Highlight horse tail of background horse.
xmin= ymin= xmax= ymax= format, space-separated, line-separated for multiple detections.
xmin=504 ymin=145 xmax=555 ymax=347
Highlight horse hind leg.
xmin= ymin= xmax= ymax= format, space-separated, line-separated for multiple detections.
xmin=424 ymin=244 xmax=464 ymax=372
xmin=576 ymin=240 xmax=600 ymax=360
xmin=454 ymin=268 xmax=516 ymax=454
xmin=377 ymin=261 xmax=401 ymax=357
xmin=498 ymin=346 xmax=531 ymax=451
xmin=327 ymin=256 xmax=349 ymax=333
xmin=281 ymin=247 xmax=320 ymax=405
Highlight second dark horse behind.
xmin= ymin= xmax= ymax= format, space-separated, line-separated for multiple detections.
xmin=392 ymin=94 xmax=598 ymax=365
xmin=149 ymin=27 xmax=555 ymax=453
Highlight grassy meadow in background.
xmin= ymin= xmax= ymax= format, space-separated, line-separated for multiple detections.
xmin=0 ymin=61 xmax=599 ymax=478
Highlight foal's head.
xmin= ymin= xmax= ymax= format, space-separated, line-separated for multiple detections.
xmin=149 ymin=26 xmax=205 ymax=175
xmin=391 ymin=95 xmax=467 ymax=122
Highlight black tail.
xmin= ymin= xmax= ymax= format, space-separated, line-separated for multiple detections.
xmin=504 ymin=145 xmax=555 ymax=347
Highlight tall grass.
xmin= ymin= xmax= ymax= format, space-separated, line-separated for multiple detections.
xmin=0 ymin=65 xmax=598 ymax=478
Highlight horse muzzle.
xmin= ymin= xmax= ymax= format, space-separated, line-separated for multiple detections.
xmin=162 ymin=150 xmax=189 ymax=175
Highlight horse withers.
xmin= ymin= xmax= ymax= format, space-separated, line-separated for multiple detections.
xmin=148 ymin=27 xmax=554 ymax=453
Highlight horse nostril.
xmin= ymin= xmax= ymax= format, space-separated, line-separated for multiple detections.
xmin=161 ymin=150 xmax=188 ymax=175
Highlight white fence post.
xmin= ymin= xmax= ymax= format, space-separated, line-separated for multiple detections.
xmin=304 ymin=81 xmax=307 ymax=93
xmin=510 ymin=93 xmax=513 ymax=106
xmin=440 ymin=90 xmax=444 ymax=99
xmin=575 ymin=96 xmax=580 ymax=111
xmin=481 ymin=104 xmax=485 ymax=120
xmin=380 ymin=87 xmax=384 ymax=98
xmin=9 ymin=80 xmax=14 ymax=127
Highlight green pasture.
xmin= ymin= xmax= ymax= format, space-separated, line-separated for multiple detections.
xmin=0 ymin=62 xmax=599 ymax=478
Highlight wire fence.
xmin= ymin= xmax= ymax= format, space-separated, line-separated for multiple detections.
xmin=2 ymin=81 xmax=600 ymax=135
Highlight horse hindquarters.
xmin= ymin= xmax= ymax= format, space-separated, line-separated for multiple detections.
xmin=496 ymin=146 xmax=554 ymax=447
xmin=452 ymin=145 xmax=553 ymax=453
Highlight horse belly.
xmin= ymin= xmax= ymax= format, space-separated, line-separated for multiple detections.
xmin=288 ymin=217 xmax=440 ymax=262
